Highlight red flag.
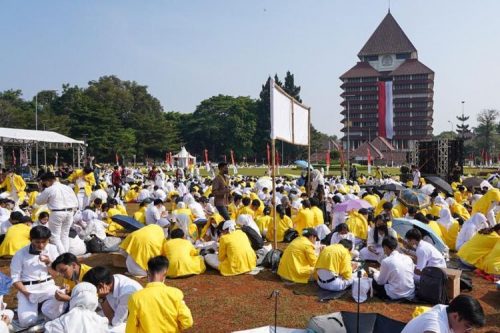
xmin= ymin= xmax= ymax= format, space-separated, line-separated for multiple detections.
xmin=224 ymin=155 xmax=227 ymax=163
xmin=326 ymin=150 xmax=331 ymax=166
xmin=230 ymin=150 xmax=235 ymax=165
xmin=12 ymin=149 xmax=16 ymax=166
xmin=266 ymin=143 xmax=271 ymax=166
xmin=275 ymin=150 xmax=280 ymax=166
xmin=367 ymin=148 xmax=372 ymax=166
xmin=115 ymin=153 xmax=119 ymax=165
xmin=204 ymin=149 xmax=209 ymax=163
xmin=169 ymin=152 xmax=173 ymax=165
xmin=165 ymin=152 xmax=168 ymax=164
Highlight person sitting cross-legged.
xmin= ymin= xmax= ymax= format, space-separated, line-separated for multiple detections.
xmin=51 ymin=253 xmax=92 ymax=303
xmin=162 ymin=229 xmax=206 ymax=278
xmin=315 ymin=239 xmax=354 ymax=291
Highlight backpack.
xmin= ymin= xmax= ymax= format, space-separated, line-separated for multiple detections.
xmin=417 ymin=267 xmax=449 ymax=305
xmin=321 ymin=231 xmax=335 ymax=245
xmin=283 ymin=228 xmax=299 ymax=243
xmin=307 ymin=312 xmax=346 ymax=333
xmin=262 ymin=249 xmax=283 ymax=272
xmin=241 ymin=225 xmax=264 ymax=250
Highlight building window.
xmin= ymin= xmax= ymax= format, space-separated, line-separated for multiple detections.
xmin=396 ymin=53 xmax=411 ymax=60
xmin=395 ymin=102 xmax=411 ymax=108
xmin=364 ymin=55 xmax=378 ymax=61
xmin=362 ymin=95 xmax=378 ymax=101
xmin=362 ymin=77 xmax=378 ymax=83
xmin=412 ymin=83 xmax=428 ymax=89
xmin=412 ymin=74 xmax=428 ymax=80
xmin=395 ymin=75 xmax=411 ymax=81
xmin=347 ymin=78 xmax=361 ymax=83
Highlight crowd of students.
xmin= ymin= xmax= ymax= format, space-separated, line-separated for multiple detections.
xmin=0 ymin=162 xmax=497 ymax=332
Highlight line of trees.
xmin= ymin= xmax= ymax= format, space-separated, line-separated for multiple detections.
xmin=0 ymin=72 xmax=334 ymax=164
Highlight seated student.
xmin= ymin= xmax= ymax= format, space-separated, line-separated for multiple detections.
xmin=370 ymin=236 xmax=415 ymax=300
xmin=51 ymin=253 xmax=92 ymax=302
xmin=238 ymin=197 xmax=254 ymax=218
xmin=0 ymin=215 xmax=31 ymax=257
xmin=359 ymin=215 xmax=397 ymax=262
xmin=82 ymin=266 xmax=142 ymax=329
xmin=126 ymin=256 xmax=193 ymax=333
xmin=315 ymin=239 xmax=354 ymax=291
xmin=414 ymin=213 xmax=443 ymax=240
xmin=162 ymin=229 xmax=206 ymax=278
xmin=401 ymin=294 xmax=485 ymax=333
xmin=120 ymin=224 xmax=166 ymax=277
xmin=277 ymin=228 xmax=319 ymax=284
xmin=266 ymin=205 xmax=293 ymax=243
xmin=0 ymin=211 xmax=22 ymax=236
xmin=228 ymin=194 xmax=242 ymax=220
xmin=436 ymin=207 xmax=460 ymax=251
xmin=457 ymin=224 xmax=500 ymax=270
xmin=310 ymin=198 xmax=324 ymax=227
xmin=200 ymin=214 xmax=224 ymax=242
xmin=236 ymin=214 xmax=261 ymax=236
xmin=404 ymin=229 xmax=446 ymax=282
xmin=329 ymin=223 xmax=357 ymax=257
xmin=294 ymin=200 xmax=315 ymax=235
xmin=250 ymin=198 xmax=264 ymax=219
xmin=255 ymin=206 xmax=272 ymax=237
xmin=32 ymin=211 xmax=49 ymax=227
xmin=455 ymin=213 xmax=488 ymax=251
xmin=346 ymin=208 xmax=369 ymax=246
xmin=10 ymin=226 xmax=65 ymax=327
xmin=132 ymin=200 xmax=148 ymax=224
xmin=44 ymin=282 xmax=109 ymax=333
xmin=103 ymin=201 xmax=125 ymax=236
xmin=204 ymin=220 xmax=256 ymax=276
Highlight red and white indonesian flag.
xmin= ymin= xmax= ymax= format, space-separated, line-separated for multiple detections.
xmin=270 ymin=79 xmax=310 ymax=146
xmin=377 ymin=81 xmax=394 ymax=139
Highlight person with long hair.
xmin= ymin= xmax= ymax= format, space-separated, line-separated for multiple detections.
xmin=359 ymin=215 xmax=397 ymax=262
xmin=265 ymin=205 xmax=293 ymax=243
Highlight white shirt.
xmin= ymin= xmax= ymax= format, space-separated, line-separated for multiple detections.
xmin=89 ymin=189 xmax=108 ymax=204
xmin=106 ymin=274 xmax=142 ymax=326
xmin=415 ymin=241 xmax=446 ymax=271
xmin=412 ymin=170 xmax=421 ymax=185
xmin=189 ymin=202 xmax=206 ymax=219
xmin=35 ymin=181 xmax=78 ymax=210
xmin=10 ymin=244 xmax=59 ymax=283
xmin=401 ymin=304 xmax=450 ymax=333
xmin=137 ymin=189 xmax=150 ymax=203
xmin=153 ymin=189 xmax=167 ymax=202
xmin=366 ymin=227 xmax=398 ymax=247
xmin=375 ymin=251 xmax=415 ymax=299
xmin=145 ymin=205 xmax=162 ymax=224
xmin=330 ymin=232 xmax=355 ymax=251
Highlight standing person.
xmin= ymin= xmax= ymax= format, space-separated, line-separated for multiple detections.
xmin=67 ymin=166 xmax=96 ymax=211
xmin=0 ymin=168 xmax=26 ymax=205
xmin=212 ymin=162 xmax=231 ymax=221
xmin=36 ymin=172 xmax=78 ymax=253
xmin=111 ymin=166 xmax=122 ymax=199
xmin=412 ymin=165 xmax=421 ymax=188
xmin=126 ymin=256 xmax=193 ymax=333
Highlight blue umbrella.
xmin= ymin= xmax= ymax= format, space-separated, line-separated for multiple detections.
xmin=294 ymin=160 xmax=312 ymax=170
xmin=392 ymin=218 xmax=448 ymax=254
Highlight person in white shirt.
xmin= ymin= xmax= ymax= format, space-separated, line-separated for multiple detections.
xmin=370 ymin=236 xmax=415 ymax=300
xmin=137 ymin=187 xmax=151 ymax=203
xmin=455 ymin=213 xmax=488 ymax=251
xmin=145 ymin=199 xmax=170 ymax=237
xmin=402 ymin=294 xmax=485 ymax=333
xmin=35 ymin=172 xmax=78 ymax=253
xmin=360 ymin=215 xmax=398 ymax=262
xmin=405 ymin=228 xmax=446 ymax=282
xmin=152 ymin=186 xmax=167 ymax=202
xmin=82 ymin=266 xmax=142 ymax=329
xmin=411 ymin=165 xmax=421 ymax=188
xmin=10 ymin=226 xmax=66 ymax=327
xmin=89 ymin=185 xmax=108 ymax=205
xmin=330 ymin=223 xmax=358 ymax=257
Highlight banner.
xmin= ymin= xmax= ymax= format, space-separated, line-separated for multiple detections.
xmin=367 ymin=148 xmax=372 ymax=175
xmin=326 ymin=150 xmax=331 ymax=166
xmin=204 ymin=149 xmax=209 ymax=164
xmin=115 ymin=153 xmax=119 ymax=165
xmin=270 ymin=79 xmax=310 ymax=145
xmin=377 ymin=81 xmax=394 ymax=139
xmin=12 ymin=149 xmax=16 ymax=166
xmin=267 ymin=143 xmax=271 ymax=166
xmin=230 ymin=149 xmax=235 ymax=165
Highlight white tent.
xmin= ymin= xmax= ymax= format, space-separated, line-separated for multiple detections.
xmin=173 ymin=146 xmax=196 ymax=168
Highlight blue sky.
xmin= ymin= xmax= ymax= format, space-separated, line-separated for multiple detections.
xmin=1 ymin=0 xmax=499 ymax=137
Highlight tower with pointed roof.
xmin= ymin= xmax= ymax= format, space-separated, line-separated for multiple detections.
xmin=340 ymin=12 xmax=434 ymax=152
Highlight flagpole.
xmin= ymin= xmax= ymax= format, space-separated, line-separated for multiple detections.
xmin=307 ymin=108 xmax=311 ymax=197
xmin=272 ymin=139 xmax=278 ymax=249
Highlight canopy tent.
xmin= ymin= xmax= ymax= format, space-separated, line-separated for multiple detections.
xmin=173 ymin=146 xmax=196 ymax=168
xmin=0 ymin=127 xmax=86 ymax=169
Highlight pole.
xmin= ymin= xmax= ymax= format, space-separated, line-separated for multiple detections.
xmin=35 ymin=94 xmax=39 ymax=170
xmin=356 ymin=270 xmax=362 ymax=333
xmin=347 ymin=99 xmax=350 ymax=174
xmin=307 ymin=108 xmax=311 ymax=197
xmin=271 ymin=139 xmax=277 ymax=249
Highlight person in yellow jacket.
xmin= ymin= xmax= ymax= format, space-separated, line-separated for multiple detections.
xmin=67 ymin=166 xmax=96 ymax=211
xmin=0 ymin=215 xmax=31 ymax=257
xmin=453 ymin=185 xmax=469 ymax=204
xmin=315 ymin=239 xmax=353 ymax=291
xmin=0 ymin=169 xmax=26 ymax=204
xmin=294 ymin=199 xmax=315 ymax=234
xmin=51 ymin=252 xmax=92 ymax=302
xmin=346 ymin=208 xmax=369 ymax=242
xmin=480 ymin=238 xmax=500 ymax=275
xmin=436 ymin=207 xmax=460 ymax=251
xmin=277 ymin=228 xmax=318 ymax=283
xmin=104 ymin=200 xmax=125 ymax=236
xmin=310 ymin=198 xmax=324 ymax=227
xmin=124 ymin=186 xmax=140 ymax=203
xmin=446 ymin=198 xmax=470 ymax=221
xmin=362 ymin=189 xmax=379 ymax=208
xmin=126 ymin=256 xmax=193 ymax=333
xmin=250 ymin=198 xmax=264 ymax=219
xmin=200 ymin=214 xmax=224 ymax=242
xmin=238 ymin=197 xmax=255 ymax=219
xmin=120 ymin=224 xmax=166 ymax=277
xmin=414 ymin=213 xmax=443 ymax=240
xmin=472 ymin=188 xmax=500 ymax=215
xmin=204 ymin=220 xmax=256 ymax=276
xmin=457 ymin=224 xmax=500 ymax=269
xmin=162 ymin=229 xmax=205 ymax=278
xmin=266 ymin=205 xmax=293 ymax=243
xmin=255 ymin=206 xmax=272 ymax=236
xmin=228 ymin=194 xmax=242 ymax=220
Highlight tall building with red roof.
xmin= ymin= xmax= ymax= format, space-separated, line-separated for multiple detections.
xmin=340 ymin=11 xmax=434 ymax=152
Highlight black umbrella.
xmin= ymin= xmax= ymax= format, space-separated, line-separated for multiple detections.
xmin=462 ymin=177 xmax=485 ymax=191
xmin=378 ymin=183 xmax=405 ymax=192
xmin=341 ymin=312 xmax=406 ymax=333
xmin=425 ymin=176 xmax=453 ymax=196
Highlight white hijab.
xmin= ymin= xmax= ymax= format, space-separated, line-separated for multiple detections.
xmin=437 ymin=207 xmax=454 ymax=230
xmin=455 ymin=213 xmax=488 ymax=250
xmin=236 ymin=214 xmax=261 ymax=236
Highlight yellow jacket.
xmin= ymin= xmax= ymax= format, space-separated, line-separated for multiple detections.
xmin=346 ymin=211 xmax=368 ymax=240
xmin=0 ymin=223 xmax=30 ymax=257
xmin=106 ymin=207 xmax=124 ymax=236
xmin=311 ymin=206 xmax=324 ymax=227
xmin=118 ymin=204 xmax=128 ymax=215
xmin=255 ymin=215 xmax=272 ymax=235
xmin=363 ymin=194 xmax=379 ymax=208
xmin=392 ymin=202 xmax=406 ymax=218
xmin=126 ymin=282 xmax=193 ymax=333
xmin=450 ymin=202 xmax=470 ymax=221
xmin=0 ymin=174 xmax=26 ymax=202
xmin=67 ymin=170 xmax=96 ymax=196
xmin=278 ymin=236 xmax=317 ymax=283
xmin=427 ymin=220 xmax=443 ymax=239
xmin=162 ymin=238 xmax=205 ymax=278
xmin=218 ymin=230 xmax=256 ymax=276
xmin=472 ymin=189 xmax=500 ymax=215
xmin=315 ymin=244 xmax=352 ymax=280
xmin=453 ymin=191 xmax=468 ymax=204
xmin=457 ymin=232 xmax=499 ymax=267
xmin=438 ymin=221 xmax=460 ymax=251
xmin=238 ymin=206 xmax=254 ymax=219
xmin=295 ymin=208 xmax=314 ymax=234
xmin=133 ymin=207 xmax=146 ymax=224
xmin=28 ymin=191 xmax=39 ymax=206
xmin=479 ymin=239 xmax=500 ymax=274
xmin=266 ymin=215 xmax=293 ymax=243
xmin=120 ymin=224 xmax=165 ymax=271
xmin=63 ymin=263 xmax=92 ymax=292
xmin=124 ymin=189 xmax=139 ymax=203
xmin=228 ymin=202 xmax=240 ymax=220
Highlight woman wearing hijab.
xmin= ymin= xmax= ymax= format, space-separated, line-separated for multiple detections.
xmin=457 ymin=224 xmax=500 ymax=272
xmin=360 ymin=215 xmax=398 ymax=262
xmin=455 ymin=213 xmax=488 ymax=251
xmin=436 ymin=207 xmax=460 ymax=251
xmin=44 ymin=282 xmax=109 ymax=333
xmin=266 ymin=205 xmax=293 ymax=243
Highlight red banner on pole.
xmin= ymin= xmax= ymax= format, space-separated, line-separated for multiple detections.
xmin=326 ymin=150 xmax=331 ymax=166
xmin=12 ymin=149 xmax=16 ymax=166
xmin=230 ymin=150 xmax=235 ymax=165
xmin=266 ymin=143 xmax=271 ymax=166
xmin=367 ymin=148 xmax=372 ymax=166
xmin=115 ymin=153 xmax=120 ymax=165
xmin=204 ymin=149 xmax=209 ymax=163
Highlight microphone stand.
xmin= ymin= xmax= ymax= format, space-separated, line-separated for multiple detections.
xmin=356 ymin=270 xmax=362 ymax=333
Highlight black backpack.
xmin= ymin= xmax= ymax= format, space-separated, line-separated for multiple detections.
xmin=262 ymin=249 xmax=283 ymax=272
xmin=321 ymin=231 xmax=335 ymax=245
xmin=283 ymin=228 xmax=299 ymax=243
xmin=418 ymin=267 xmax=449 ymax=305
xmin=241 ymin=226 xmax=264 ymax=250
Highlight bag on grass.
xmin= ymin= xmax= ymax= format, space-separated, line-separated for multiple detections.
xmin=307 ymin=312 xmax=346 ymax=333
xmin=352 ymin=277 xmax=373 ymax=303
xmin=417 ymin=267 xmax=449 ymax=305
xmin=241 ymin=225 xmax=264 ymax=250
xmin=261 ymin=249 xmax=283 ymax=272
xmin=283 ymin=228 xmax=299 ymax=243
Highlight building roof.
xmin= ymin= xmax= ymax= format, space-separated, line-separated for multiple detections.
xmin=0 ymin=127 xmax=84 ymax=146
xmin=390 ymin=59 xmax=434 ymax=76
xmin=371 ymin=136 xmax=396 ymax=152
xmin=358 ymin=12 xmax=417 ymax=57
xmin=340 ymin=62 xmax=380 ymax=79
xmin=351 ymin=141 xmax=384 ymax=160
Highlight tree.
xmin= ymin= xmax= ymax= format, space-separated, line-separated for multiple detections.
xmin=473 ymin=109 xmax=500 ymax=156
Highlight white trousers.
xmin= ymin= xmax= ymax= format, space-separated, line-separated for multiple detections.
xmin=126 ymin=256 xmax=147 ymax=277
xmin=360 ymin=245 xmax=384 ymax=263
xmin=17 ymin=281 xmax=65 ymax=327
xmin=77 ymin=191 xmax=90 ymax=211
xmin=48 ymin=211 xmax=73 ymax=253
xmin=204 ymin=253 xmax=220 ymax=270
xmin=316 ymin=269 xmax=353 ymax=291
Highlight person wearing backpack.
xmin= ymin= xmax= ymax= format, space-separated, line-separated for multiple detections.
xmin=404 ymin=228 xmax=446 ymax=283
